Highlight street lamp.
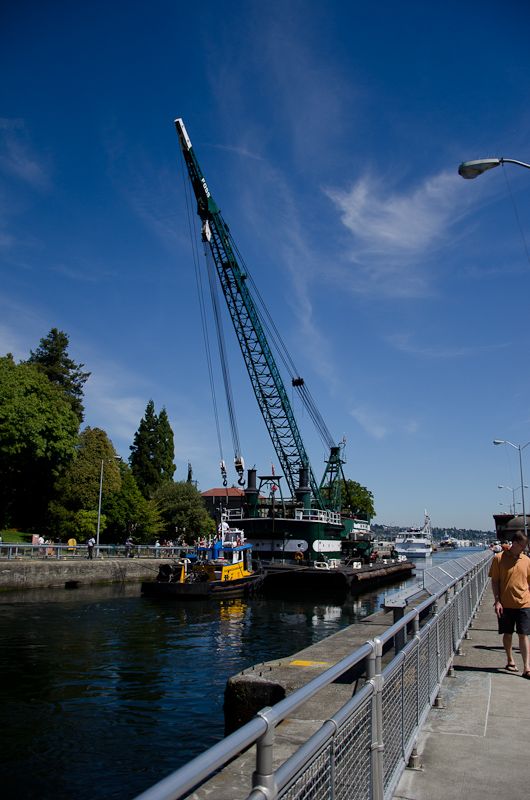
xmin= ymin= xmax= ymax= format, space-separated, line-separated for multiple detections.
xmin=458 ymin=157 xmax=530 ymax=179
xmin=498 ymin=485 xmax=516 ymax=515
xmin=493 ymin=440 xmax=530 ymax=537
xmin=497 ymin=484 xmax=528 ymax=515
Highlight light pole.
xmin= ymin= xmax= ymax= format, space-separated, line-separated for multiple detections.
xmin=458 ymin=157 xmax=530 ymax=179
xmin=493 ymin=440 xmax=530 ymax=538
xmin=96 ymin=456 xmax=120 ymax=557
xmin=498 ymin=484 xmax=516 ymax=515
xmin=96 ymin=460 xmax=104 ymax=558
xmin=497 ymin=484 xmax=528 ymax=515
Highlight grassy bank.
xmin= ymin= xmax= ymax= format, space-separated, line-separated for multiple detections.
xmin=0 ymin=530 xmax=32 ymax=544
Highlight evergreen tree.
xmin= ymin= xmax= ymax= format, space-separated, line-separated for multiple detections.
xmin=103 ymin=462 xmax=163 ymax=543
xmin=129 ymin=400 xmax=175 ymax=497
xmin=157 ymin=408 xmax=176 ymax=483
xmin=27 ymin=328 xmax=90 ymax=422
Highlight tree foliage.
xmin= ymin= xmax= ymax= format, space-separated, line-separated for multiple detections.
xmin=0 ymin=356 xmax=80 ymax=529
xmin=320 ymin=478 xmax=375 ymax=519
xmin=103 ymin=462 xmax=163 ymax=543
xmin=153 ymin=481 xmax=215 ymax=540
xmin=74 ymin=509 xmax=104 ymax=540
xmin=341 ymin=479 xmax=375 ymax=519
xmin=27 ymin=328 xmax=90 ymax=423
xmin=57 ymin=427 xmax=121 ymax=512
xmin=130 ymin=400 xmax=176 ymax=497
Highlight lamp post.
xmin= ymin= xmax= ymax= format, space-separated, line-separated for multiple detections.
xmin=96 ymin=460 xmax=104 ymax=558
xmin=493 ymin=440 xmax=530 ymax=538
xmin=96 ymin=456 xmax=120 ymax=557
xmin=497 ymin=484 xmax=528 ymax=515
xmin=458 ymin=157 xmax=530 ymax=179
xmin=498 ymin=484 xmax=516 ymax=515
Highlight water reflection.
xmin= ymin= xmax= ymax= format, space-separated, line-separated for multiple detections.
xmin=0 ymin=549 xmax=479 ymax=800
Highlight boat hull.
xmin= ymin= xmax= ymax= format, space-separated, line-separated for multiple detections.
xmin=141 ymin=572 xmax=263 ymax=600
xmin=231 ymin=516 xmax=344 ymax=561
xmin=394 ymin=546 xmax=431 ymax=558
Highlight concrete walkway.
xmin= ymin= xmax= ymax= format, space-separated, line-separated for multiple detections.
xmin=394 ymin=591 xmax=530 ymax=800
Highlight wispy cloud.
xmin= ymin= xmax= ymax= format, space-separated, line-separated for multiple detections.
xmin=0 ymin=322 xmax=30 ymax=360
xmin=102 ymin=124 xmax=187 ymax=252
xmin=0 ymin=119 xmax=51 ymax=191
xmin=213 ymin=144 xmax=264 ymax=161
xmin=83 ymin=369 xmax=147 ymax=449
xmin=350 ymin=404 xmax=419 ymax=440
xmin=326 ymin=170 xmax=472 ymax=297
xmin=350 ymin=406 xmax=388 ymax=439
xmin=386 ymin=332 xmax=509 ymax=359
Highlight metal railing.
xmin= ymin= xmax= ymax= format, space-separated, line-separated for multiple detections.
xmin=0 ymin=544 xmax=192 ymax=560
xmin=134 ymin=549 xmax=492 ymax=800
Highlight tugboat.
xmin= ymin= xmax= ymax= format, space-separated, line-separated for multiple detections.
xmin=141 ymin=525 xmax=263 ymax=600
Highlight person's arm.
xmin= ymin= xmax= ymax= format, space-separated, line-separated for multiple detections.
xmin=492 ymin=577 xmax=503 ymax=617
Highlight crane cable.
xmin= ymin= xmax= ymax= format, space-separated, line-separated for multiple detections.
xmin=179 ymin=153 xmax=228 ymax=487
xmin=203 ymin=245 xmax=245 ymax=482
xmin=229 ymin=232 xmax=335 ymax=450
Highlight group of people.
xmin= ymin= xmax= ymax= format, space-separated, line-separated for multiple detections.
xmin=489 ymin=529 xmax=530 ymax=678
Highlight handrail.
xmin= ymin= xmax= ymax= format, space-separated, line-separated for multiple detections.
xmin=0 ymin=543 xmax=192 ymax=560
xmin=134 ymin=549 xmax=492 ymax=800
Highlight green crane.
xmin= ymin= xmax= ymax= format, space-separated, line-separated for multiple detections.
xmin=175 ymin=118 xmax=347 ymax=512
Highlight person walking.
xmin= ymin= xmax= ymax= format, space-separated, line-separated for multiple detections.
xmin=489 ymin=530 xmax=530 ymax=677
xmin=87 ymin=536 xmax=95 ymax=560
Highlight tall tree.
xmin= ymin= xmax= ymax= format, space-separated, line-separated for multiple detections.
xmin=154 ymin=481 xmax=215 ymax=540
xmin=103 ymin=462 xmax=163 ymax=543
xmin=0 ymin=356 xmax=79 ymax=529
xmin=129 ymin=400 xmax=175 ymax=497
xmin=157 ymin=408 xmax=176 ymax=482
xmin=27 ymin=328 xmax=90 ymax=422
xmin=56 ymin=427 xmax=121 ymax=512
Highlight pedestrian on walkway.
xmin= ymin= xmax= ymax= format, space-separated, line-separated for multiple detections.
xmin=87 ymin=536 xmax=95 ymax=560
xmin=489 ymin=530 xmax=530 ymax=677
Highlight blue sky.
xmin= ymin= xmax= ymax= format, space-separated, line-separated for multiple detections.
xmin=2 ymin=0 xmax=530 ymax=531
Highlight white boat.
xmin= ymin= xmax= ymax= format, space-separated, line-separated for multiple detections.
xmin=394 ymin=512 xmax=432 ymax=557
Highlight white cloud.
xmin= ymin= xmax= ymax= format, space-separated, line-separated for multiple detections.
xmin=0 ymin=120 xmax=51 ymax=191
xmin=325 ymin=170 xmax=473 ymax=297
xmin=350 ymin=404 xmax=420 ymax=440
xmin=386 ymin=331 xmax=509 ymax=359
xmin=0 ymin=323 xmax=29 ymax=360
xmin=350 ymin=406 xmax=388 ymax=439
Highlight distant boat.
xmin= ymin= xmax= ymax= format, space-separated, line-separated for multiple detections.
xmin=394 ymin=512 xmax=433 ymax=558
xmin=141 ymin=526 xmax=264 ymax=599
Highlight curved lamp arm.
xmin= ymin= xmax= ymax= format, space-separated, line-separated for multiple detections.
xmin=458 ymin=157 xmax=530 ymax=179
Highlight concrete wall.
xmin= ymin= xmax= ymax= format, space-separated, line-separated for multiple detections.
xmin=0 ymin=559 xmax=163 ymax=591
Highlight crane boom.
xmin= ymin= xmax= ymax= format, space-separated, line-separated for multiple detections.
xmin=175 ymin=118 xmax=327 ymax=503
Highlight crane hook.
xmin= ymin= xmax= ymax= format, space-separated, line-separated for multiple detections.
xmin=220 ymin=460 xmax=228 ymax=488
xmin=234 ymin=455 xmax=245 ymax=487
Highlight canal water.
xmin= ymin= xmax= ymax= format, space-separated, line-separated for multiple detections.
xmin=0 ymin=549 xmax=478 ymax=800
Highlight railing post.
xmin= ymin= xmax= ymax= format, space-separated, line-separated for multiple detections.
xmin=393 ymin=608 xmax=406 ymax=655
xmin=252 ymin=707 xmax=277 ymax=799
xmin=368 ymin=638 xmax=384 ymax=800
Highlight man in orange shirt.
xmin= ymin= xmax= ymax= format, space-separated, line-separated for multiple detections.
xmin=489 ymin=530 xmax=530 ymax=677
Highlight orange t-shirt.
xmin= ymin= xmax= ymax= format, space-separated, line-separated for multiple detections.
xmin=489 ymin=551 xmax=530 ymax=608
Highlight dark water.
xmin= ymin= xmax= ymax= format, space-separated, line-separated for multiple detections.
xmin=0 ymin=549 xmax=476 ymax=800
